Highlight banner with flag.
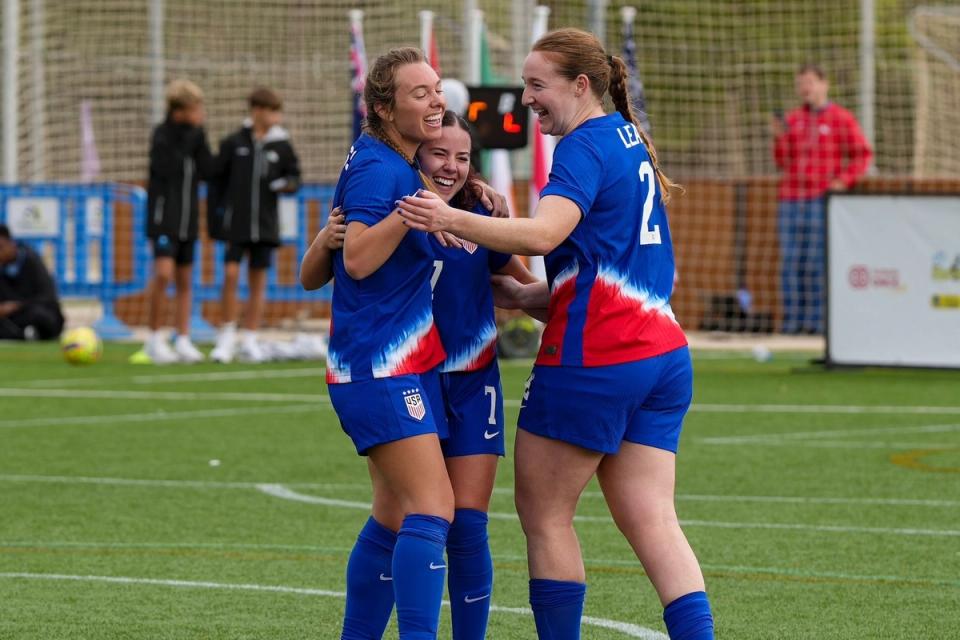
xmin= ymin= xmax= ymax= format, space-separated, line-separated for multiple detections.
xmin=420 ymin=11 xmax=441 ymax=75
xmin=80 ymin=100 xmax=101 ymax=182
xmin=348 ymin=10 xmax=368 ymax=143
xmin=527 ymin=6 xmax=553 ymax=278
xmin=621 ymin=6 xmax=651 ymax=135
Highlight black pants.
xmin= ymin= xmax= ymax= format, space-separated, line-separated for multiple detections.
xmin=0 ymin=303 xmax=65 ymax=340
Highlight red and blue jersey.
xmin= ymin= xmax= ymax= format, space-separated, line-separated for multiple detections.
xmin=326 ymin=134 xmax=445 ymax=383
xmin=536 ymin=112 xmax=687 ymax=367
xmin=429 ymin=204 xmax=511 ymax=373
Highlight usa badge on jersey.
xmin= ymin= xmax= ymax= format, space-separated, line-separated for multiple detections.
xmin=461 ymin=239 xmax=478 ymax=254
xmin=403 ymin=388 xmax=426 ymax=421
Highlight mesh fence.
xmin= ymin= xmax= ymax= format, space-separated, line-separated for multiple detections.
xmin=1 ymin=0 xmax=958 ymax=338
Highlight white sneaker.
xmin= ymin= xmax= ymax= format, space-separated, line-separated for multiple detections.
xmin=210 ymin=331 xmax=236 ymax=363
xmin=145 ymin=338 xmax=178 ymax=365
xmin=292 ymin=332 xmax=327 ymax=360
xmin=174 ymin=336 xmax=205 ymax=364
xmin=237 ymin=337 xmax=268 ymax=363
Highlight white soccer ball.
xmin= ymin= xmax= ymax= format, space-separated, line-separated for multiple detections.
xmin=60 ymin=327 xmax=102 ymax=365
xmin=751 ymin=345 xmax=772 ymax=363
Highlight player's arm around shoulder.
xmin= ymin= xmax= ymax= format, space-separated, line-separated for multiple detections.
xmin=300 ymin=208 xmax=346 ymax=290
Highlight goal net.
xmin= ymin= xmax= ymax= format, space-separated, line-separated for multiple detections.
xmin=1 ymin=0 xmax=957 ymax=344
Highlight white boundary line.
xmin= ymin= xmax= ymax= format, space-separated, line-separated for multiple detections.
xmin=2 ymin=541 xmax=956 ymax=589
xmin=5 ymin=473 xmax=959 ymax=508
xmin=4 ymin=385 xmax=960 ymax=415
xmin=0 ymin=572 xmax=667 ymax=638
xmin=15 ymin=367 xmax=327 ymax=388
xmin=0 ymin=404 xmax=318 ymax=429
xmin=254 ymin=485 xmax=960 ymax=537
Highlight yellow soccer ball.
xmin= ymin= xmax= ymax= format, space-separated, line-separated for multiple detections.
xmin=61 ymin=327 xmax=102 ymax=365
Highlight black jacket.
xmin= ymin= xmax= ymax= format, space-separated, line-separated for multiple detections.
xmin=0 ymin=243 xmax=63 ymax=316
xmin=208 ymin=122 xmax=301 ymax=245
xmin=146 ymin=117 xmax=215 ymax=241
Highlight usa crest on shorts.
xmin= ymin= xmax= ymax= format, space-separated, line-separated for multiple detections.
xmin=403 ymin=388 xmax=426 ymax=421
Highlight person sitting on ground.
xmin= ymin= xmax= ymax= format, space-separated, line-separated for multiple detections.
xmin=0 ymin=224 xmax=65 ymax=341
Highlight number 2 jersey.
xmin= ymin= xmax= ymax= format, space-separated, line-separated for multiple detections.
xmin=430 ymin=204 xmax=511 ymax=373
xmin=536 ymin=111 xmax=687 ymax=367
xmin=326 ymin=133 xmax=446 ymax=384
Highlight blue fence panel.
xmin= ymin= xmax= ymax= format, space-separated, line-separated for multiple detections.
xmin=2 ymin=182 xmax=336 ymax=340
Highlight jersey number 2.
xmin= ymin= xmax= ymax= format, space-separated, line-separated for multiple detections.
xmin=638 ymin=161 xmax=661 ymax=246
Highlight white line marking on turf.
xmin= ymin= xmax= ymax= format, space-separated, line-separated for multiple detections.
xmin=0 ymin=404 xmax=318 ymax=429
xmin=4 ymin=385 xmax=960 ymax=417
xmin=700 ymin=422 xmax=960 ymax=444
xmin=0 ymin=573 xmax=666 ymax=638
xmin=690 ymin=403 xmax=960 ymax=415
xmin=256 ymin=485 xmax=960 ymax=537
xmin=5 ymin=542 xmax=957 ymax=589
xmin=6 ymin=474 xmax=960 ymax=508
xmin=699 ymin=439 xmax=957 ymax=450
xmin=18 ymin=367 xmax=327 ymax=388
xmin=0 ymin=387 xmax=320 ymax=403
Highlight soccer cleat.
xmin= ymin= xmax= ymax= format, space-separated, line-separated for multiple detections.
xmin=145 ymin=338 xmax=178 ymax=365
xmin=210 ymin=331 xmax=236 ymax=364
xmin=174 ymin=336 xmax=205 ymax=364
xmin=237 ymin=337 xmax=268 ymax=363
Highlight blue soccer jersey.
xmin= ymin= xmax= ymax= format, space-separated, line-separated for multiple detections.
xmin=430 ymin=204 xmax=511 ymax=373
xmin=536 ymin=112 xmax=687 ymax=367
xmin=326 ymin=134 xmax=446 ymax=383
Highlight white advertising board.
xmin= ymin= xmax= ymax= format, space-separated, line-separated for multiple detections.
xmin=827 ymin=195 xmax=960 ymax=368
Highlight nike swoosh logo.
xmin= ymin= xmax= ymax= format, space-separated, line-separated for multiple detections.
xmin=519 ymin=404 xmax=526 ymax=410
xmin=464 ymin=594 xmax=491 ymax=604
xmin=483 ymin=430 xmax=501 ymax=440
xmin=429 ymin=562 xmax=446 ymax=570
xmin=379 ymin=574 xmax=392 ymax=581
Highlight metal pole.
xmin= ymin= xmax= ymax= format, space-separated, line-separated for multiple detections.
xmin=466 ymin=8 xmax=482 ymax=85
xmin=3 ymin=0 xmax=20 ymax=182
xmin=587 ymin=0 xmax=608 ymax=47
xmin=860 ymin=0 xmax=876 ymax=159
xmin=149 ymin=0 xmax=165 ymax=125
xmin=28 ymin=0 xmax=45 ymax=181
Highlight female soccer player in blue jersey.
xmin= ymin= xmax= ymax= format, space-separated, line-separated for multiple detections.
xmin=303 ymin=110 xmax=536 ymax=640
xmin=323 ymin=47 xmax=452 ymax=640
xmin=397 ymin=28 xmax=714 ymax=640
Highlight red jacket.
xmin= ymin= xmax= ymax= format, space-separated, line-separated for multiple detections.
xmin=774 ymin=102 xmax=872 ymax=201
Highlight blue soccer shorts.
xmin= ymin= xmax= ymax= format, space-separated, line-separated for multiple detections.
xmin=328 ymin=369 xmax=448 ymax=455
xmin=440 ymin=359 xmax=505 ymax=458
xmin=517 ymin=346 xmax=693 ymax=454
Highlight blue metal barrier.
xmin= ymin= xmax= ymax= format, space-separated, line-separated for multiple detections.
xmin=1 ymin=182 xmax=335 ymax=340
xmin=0 ymin=183 xmax=148 ymax=338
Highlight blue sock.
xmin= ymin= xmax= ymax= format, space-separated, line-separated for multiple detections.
xmin=341 ymin=516 xmax=398 ymax=640
xmin=663 ymin=591 xmax=714 ymax=640
xmin=447 ymin=509 xmax=493 ymax=640
xmin=393 ymin=514 xmax=451 ymax=640
xmin=529 ymin=578 xmax=586 ymax=640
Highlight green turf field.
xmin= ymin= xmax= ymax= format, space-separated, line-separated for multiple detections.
xmin=1 ymin=341 xmax=958 ymax=639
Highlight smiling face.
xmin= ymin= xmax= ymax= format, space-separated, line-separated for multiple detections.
xmin=796 ymin=70 xmax=829 ymax=109
xmin=521 ymin=51 xmax=583 ymax=136
xmin=377 ymin=62 xmax=446 ymax=158
xmin=417 ymin=122 xmax=472 ymax=204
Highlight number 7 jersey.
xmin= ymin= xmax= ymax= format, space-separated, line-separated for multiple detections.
xmin=536 ymin=111 xmax=687 ymax=367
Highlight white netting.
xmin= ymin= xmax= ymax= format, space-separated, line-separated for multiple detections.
xmin=1 ymin=0 xmax=958 ymax=336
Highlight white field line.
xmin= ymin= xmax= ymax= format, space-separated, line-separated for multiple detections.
xmin=0 ymin=573 xmax=666 ymax=639
xmin=4 ymin=384 xmax=960 ymax=416
xmin=690 ymin=403 xmax=960 ymax=415
xmin=19 ymin=367 xmax=327 ymax=388
xmin=0 ymin=404 xmax=318 ymax=429
xmin=6 ymin=473 xmax=960 ymax=508
xmin=3 ymin=542 xmax=957 ymax=589
xmin=0 ymin=387 xmax=320 ymax=403
xmin=701 ymin=422 xmax=960 ymax=444
xmin=698 ymin=439 xmax=958 ymax=450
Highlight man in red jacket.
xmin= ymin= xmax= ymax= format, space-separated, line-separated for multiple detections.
xmin=772 ymin=63 xmax=872 ymax=334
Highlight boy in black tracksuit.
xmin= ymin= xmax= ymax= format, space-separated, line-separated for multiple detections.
xmin=0 ymin=224 xmax=64 ymax=341
xmin=143 ymin=79 xmax=215 ymax=364
xmin=209 ymin=87 xmax=301 ymax=363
